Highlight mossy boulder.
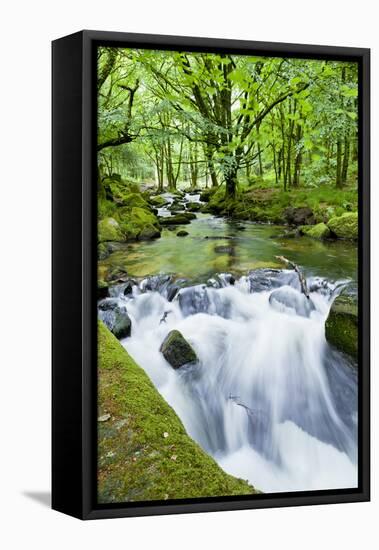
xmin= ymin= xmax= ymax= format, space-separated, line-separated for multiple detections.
xmin=98 ymin=321 xmax=257 ymax=502
xmin=325 ymin=294 xmax=358 ymax=360
xmin=98 ymin=217 xmax=125 ymax=242
xmin=160 ymin=330 xmax=198 ymax=369
xmin=301 ymin=222 xmax=331 ymax=240
xmin=327 ymin=212 xmax=358 ymax=240
xmin=187 ymin=202 xmax=202 ymax=212
xmin=139 ymin=224 xmax=161 ymax=240
xmin=118 ymin=192 xmax=150 ymax=208
xmin=148 ymin=195 xmax=167 ymax=207
xmin=158 ymin=213 xmax=193 ymax=226
xmin=116 ymin=206 xmax=161 ymax=240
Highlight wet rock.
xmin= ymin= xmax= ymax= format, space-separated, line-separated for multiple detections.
xmin=158 ymin=213 xmax=195 ymax=225
xmin=283 ymin=207 xmax=315 ymax=226
xmin=269 ymin=286 xmax=315 ymax=317
xmin=207 ymin=273 xmax=235 ymax=288
xmin=177 ymin=285 xmax=210 ymax=315
xmin=246 ymin=268 xmax=282 ymax=292
xmin=140 ymin=274 xmax=172 ymax=295
xmin=177 ymin=230 xmax=189 ymax=237
xmin=98 ymin=298 xmax=119 ymax=311
xmin=166 ymin=278 xmax=188 ymax=302
xmin=160 ymin=330 xmax=198 ymax=369
xmin=98 ymin=281 xmax=109 ymax=300
xmin=98 ymin=304 xmax=132 ymax=339
xmin=325 ymin=294 xmax=358 ymax=360
xmin=139 ymin=224 xmax=161 ymax=240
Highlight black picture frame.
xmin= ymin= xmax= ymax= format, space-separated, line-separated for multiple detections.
xmin=52 ymin=30 xmax=370 ymax=520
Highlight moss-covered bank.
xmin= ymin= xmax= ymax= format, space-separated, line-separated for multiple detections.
xmin=203 ymin=184 xmax=358 ymax=236
xmin=98 ymin=321 xmax=257 ymax=503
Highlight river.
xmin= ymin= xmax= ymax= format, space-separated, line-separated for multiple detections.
xmin=98 ymin=192 xmax=358 ymax=494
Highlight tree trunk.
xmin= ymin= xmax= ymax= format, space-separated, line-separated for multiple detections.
xmin=225 ymin=170 xmax=238 ymax=200
xmin=336 ymin=139 xmax=343 ymax=188
xmin=341 ymin=134 xmax=350 ymax=185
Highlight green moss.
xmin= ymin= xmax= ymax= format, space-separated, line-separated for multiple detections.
xmin=116 ymin=206 xmax=161 ymax=240
xmin=118 ymin=192 xmax=150 ymax=209
xmin=325 ymin=294 xmax=358 ymax=360
xmin=160 ymin=330 xmax=198 ymax=369
xmin=149 ymin=195 xmax=167 ymax=207
xmin=98 ymin=217 xmax=125 ymax=242
xmin=301 ymin=222 xmax=331 ymax=240
xmin=327 ymin=212 xmax=358 ymax=240
xmin=98 ymin=321 xmax=257 ymax=503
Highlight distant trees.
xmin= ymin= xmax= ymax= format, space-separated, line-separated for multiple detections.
xmin=97 ymin=47 xmax=358 ymax=195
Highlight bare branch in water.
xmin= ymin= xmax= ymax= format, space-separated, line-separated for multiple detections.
xmin=275 ymin=255 xmax=310 ymax=298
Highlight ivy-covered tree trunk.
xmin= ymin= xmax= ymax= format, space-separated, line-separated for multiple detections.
xmin=336 ymin=139 xmax=343 ymax=188
xmin=341 ymin=134 xmax=350 ymax=185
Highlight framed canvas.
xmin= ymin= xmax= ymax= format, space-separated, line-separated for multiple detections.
xmin=52 ymin=30 xmax=370 ymax=520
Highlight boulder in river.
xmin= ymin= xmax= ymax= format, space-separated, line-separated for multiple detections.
xmin=283 ymin=207 xmax=315 ymax=226
xmin=186 ymin=202 xmax=202 ymax=212
xmin=300 ymin=222 xmax=331 ymax=240
xmin=325 ymin=294 xmax=358 ymax=360
xmin=160 ymin=330 xmax=198 ymax=369
xmin=177 ymin=230 xmax=189 ymax=237
xmin=159 ymin=213 xmax=194 ymax=226
xmin=98 ymin=302 xmax=132 ymax=339
xmin=327 ymin=212 xmax=358 ymax=240
xmin=148 ymin=195 xmax=168 ymax=207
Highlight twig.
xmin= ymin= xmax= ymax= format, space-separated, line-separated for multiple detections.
xmin=275 ymin=255 xmax=310 ymax=298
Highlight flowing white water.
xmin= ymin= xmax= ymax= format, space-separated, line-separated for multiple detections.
xmin=109 ymin=271 xmax=358 ymax=493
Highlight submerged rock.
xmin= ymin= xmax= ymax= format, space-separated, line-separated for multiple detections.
xmin=177 ymin=230 xmax=189 ymax=237
xmin=325 ymin=294 xmax=358 ymax=360
xmin=327 ymin=212 xmax=358 ymax=240
xmin=160 ymin=330 xmax=198 ymax=369
xmin=269 ymin=286 xmax=315 ymax=317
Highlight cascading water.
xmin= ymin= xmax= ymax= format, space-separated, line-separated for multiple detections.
xmin=101 ymin=268 xmax=358 ymax=494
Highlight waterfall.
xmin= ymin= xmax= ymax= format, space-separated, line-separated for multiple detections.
xmin=104 ymin=269 xmax=358 ymax=493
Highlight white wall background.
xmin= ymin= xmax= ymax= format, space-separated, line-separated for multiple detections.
xmin=0 ymin=1 xmax=376 ymax=548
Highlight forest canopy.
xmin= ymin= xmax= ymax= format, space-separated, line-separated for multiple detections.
xmin=97 ymin=47 xmax=358 ymax=199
